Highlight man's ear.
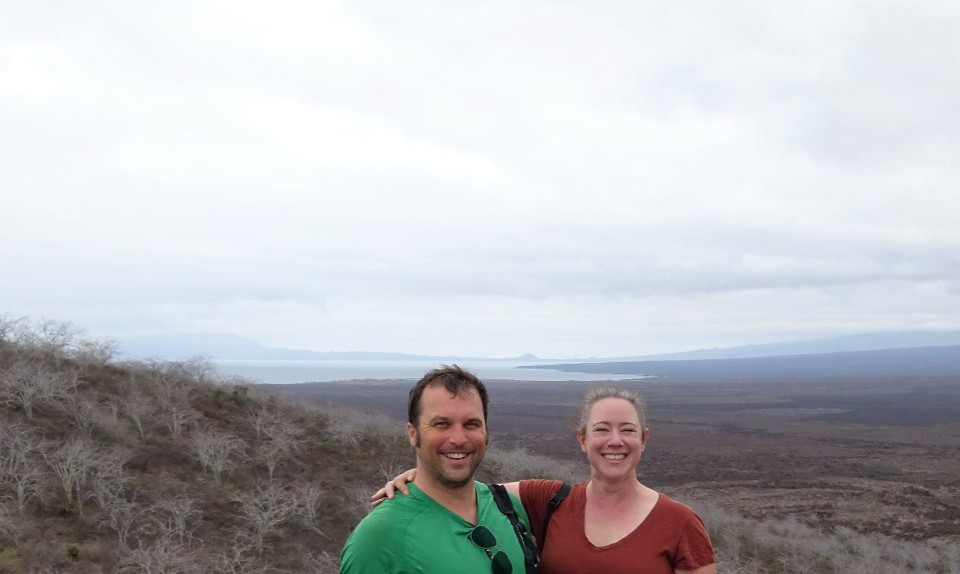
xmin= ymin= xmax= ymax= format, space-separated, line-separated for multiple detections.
xmin=407 ymin=421 xmax=418 ymax=448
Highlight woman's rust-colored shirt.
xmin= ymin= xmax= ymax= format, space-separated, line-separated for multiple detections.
xmin=519 ymin=480 xmax=715 ymax=574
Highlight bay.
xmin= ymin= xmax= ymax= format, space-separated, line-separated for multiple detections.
xmin=211 ymin=359 xmax=640 ymax=384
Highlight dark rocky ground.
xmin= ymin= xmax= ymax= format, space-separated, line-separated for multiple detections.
xmin=268 ymin=372 xmax=960 ymax=543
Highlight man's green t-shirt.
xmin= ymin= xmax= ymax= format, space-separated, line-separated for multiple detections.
xmin=340 ymin=481 xmax=531 ymax=573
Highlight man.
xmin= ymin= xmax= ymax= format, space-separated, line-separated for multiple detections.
xmin=340 ymin=365 xmax=532 ymax=573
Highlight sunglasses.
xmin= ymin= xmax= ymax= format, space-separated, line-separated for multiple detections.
xmin=468 ymin=524 xmax=513 ymax=574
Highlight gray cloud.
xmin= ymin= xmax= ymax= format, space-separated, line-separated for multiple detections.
xmin=1 ymin=0 xmax=957 ymax=357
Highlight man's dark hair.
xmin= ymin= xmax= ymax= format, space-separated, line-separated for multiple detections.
xmin=407 ymin=364 xmax=489 ymax=426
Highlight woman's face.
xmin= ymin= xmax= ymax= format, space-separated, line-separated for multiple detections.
xmin=578 ymin=397 xmax=649 ymax=480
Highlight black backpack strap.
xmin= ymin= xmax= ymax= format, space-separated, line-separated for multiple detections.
xmin=488 ymin=483 xmax=540 ymax=574
xmin=541 ymin=483 xmax=571 ymax=548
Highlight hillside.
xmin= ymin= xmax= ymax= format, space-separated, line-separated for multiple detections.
xmin=2 ymin=316 xmax=958 ymax=573
xmin=0 ymin=318 xmax=413 ymax=572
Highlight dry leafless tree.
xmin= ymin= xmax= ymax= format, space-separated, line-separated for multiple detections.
xmin=303 ymin=550 xmax=341 ymax=574
xmin=74 ymin=337 xmax=119 ymax=370
xmin=35 ymin=318 xmax=84 ymax=366
xmin=249 ymin=406 xmax=303 ymax=482
xmin=117 ymin=537 xmax=201 ymax=574
xmin=0 ymin=314 xmax=27 ymax=349
xmin=289 ymin=481 xmax=327 ymax=537
xmin=230 ymin=482 xmax=296 ymax=557
xmin=0 ymin=421 xmax=46 ymax=516
xmin=121 ymin=381 xmax=156 ymax=440
xmin=0 ymin=422 xmax=46 ymax=519
xmin=101 ymin=492 xmax=145 ymax=548
xmin=0 ymin=359 xmax=76 ymax=419
xmin=192 ymin=427 xmax=246 ymax=485
xmin=0 ymin=501 xmax=25 ymax=548
xmin=320 ymin=407 xmax=366 ymax=448
xmin=152 ymin=491 xmax=203 ymax=548
xmin=43 ymin=436 xmax=100 ymax=515
xmin=208 ymin=540 xmax=271 ymax=574
xmin=163 ymin=393 xmax=196 ymax=438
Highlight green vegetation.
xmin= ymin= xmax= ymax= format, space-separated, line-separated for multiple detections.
xmin=0 ymin=314 xmax=957 ymax=572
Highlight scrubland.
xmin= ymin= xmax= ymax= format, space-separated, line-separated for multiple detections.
xmin=1 ymin=315 xmax=958 ymax=572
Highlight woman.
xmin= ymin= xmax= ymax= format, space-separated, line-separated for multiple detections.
xmin=376 ymin=387 xmax=716 ymax=574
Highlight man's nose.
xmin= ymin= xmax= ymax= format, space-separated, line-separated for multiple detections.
xmin=447 ymin=424 xmax=468 ymax=444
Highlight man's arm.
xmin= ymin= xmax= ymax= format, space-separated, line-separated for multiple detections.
xmin=372 ymin=469 xmax=519 ymax=506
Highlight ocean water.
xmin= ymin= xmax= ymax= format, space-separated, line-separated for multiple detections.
xmin=211 ymin=359 xmax=640 ymax=385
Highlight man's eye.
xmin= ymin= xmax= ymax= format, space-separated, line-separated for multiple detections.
xmin=434 ymin=421 xmax=450 ymax=428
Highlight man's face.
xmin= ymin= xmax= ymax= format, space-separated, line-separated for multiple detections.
xmin=407 ymin=384 xmax=487 ymax=489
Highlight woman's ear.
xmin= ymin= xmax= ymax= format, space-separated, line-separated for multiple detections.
xmin=577 ymin=432 xmax=587 ymax=452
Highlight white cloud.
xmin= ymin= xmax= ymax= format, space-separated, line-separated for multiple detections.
xmin=209 ymin=0 xmax=376 ymax=56
xmin=0 ymin=44 xmax=74 ymax=99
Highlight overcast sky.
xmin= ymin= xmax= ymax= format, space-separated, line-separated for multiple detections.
xmin=2 ymin=0 xmax=958 ymax=358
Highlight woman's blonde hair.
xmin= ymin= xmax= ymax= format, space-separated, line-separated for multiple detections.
xmin=577 ymin=386 xmax=646 ymax=435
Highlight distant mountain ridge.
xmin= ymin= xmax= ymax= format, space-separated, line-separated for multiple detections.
xmin=116 ymin=330 xmax=960 ymax=363
xmin=527 ymin=344 xmax=960 ymax=380
xmin=601 ymin=330 xmax=960 ymax=362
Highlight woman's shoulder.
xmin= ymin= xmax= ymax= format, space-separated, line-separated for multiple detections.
xmin=519 ymin=479 xmax=587 ymax=493
xmin=651 ymin=491 xmax=703 ymax=521
xmin=518 ymin=478 xmax=564 ymax=497
xmin=518 ymin=479 xmax=589 ymax=510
